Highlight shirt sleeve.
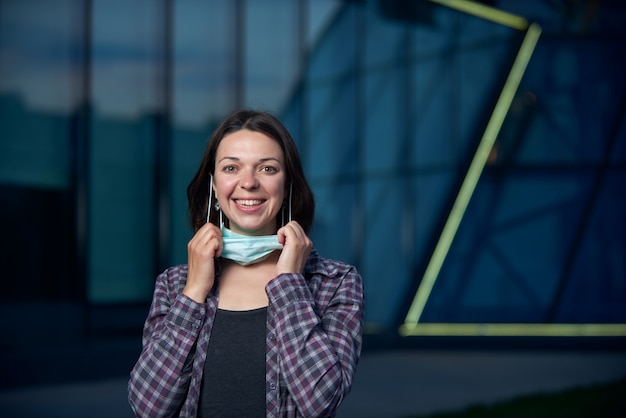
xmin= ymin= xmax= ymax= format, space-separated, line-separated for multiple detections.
xmin=266 ymin=265 xmax=364 ymax=417
xmin=128 ymin=268 xmax=209 ymax=417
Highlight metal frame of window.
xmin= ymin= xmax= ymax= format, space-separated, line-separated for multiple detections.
xmin=398 ymin=0 xmax=626 ymax=338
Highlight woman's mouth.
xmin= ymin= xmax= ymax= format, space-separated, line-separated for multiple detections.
xmin=235 ymin=199 xmax=264 ymax=208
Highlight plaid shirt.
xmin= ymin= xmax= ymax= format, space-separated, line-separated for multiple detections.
xmin=128 ymin=249 xmax=364 ymax=417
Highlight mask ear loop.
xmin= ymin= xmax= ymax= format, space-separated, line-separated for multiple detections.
xmin=206 ymin=175 xmax=213 ymax=224
xmin=289 ymin=182 xmax=292 ymax=223
xmin=207 ymin=175 xmax=224 ymax=228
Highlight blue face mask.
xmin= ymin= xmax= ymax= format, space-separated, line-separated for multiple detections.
xmin=220 ymin=227 xmax=283 ymax=266
xmin=206 ymin=176 xmax=291 ymax=266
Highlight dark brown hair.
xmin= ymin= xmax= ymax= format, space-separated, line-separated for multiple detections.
xmin=187 ymin=109 xmax=315 ymax=233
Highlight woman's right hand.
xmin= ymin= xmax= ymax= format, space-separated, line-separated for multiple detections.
xmin=183 ymin=222 xmax=223 ymax=303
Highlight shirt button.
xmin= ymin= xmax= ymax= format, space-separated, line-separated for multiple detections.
xmin=268 ymin=333 xmax=275 ymax=340
xmin=270 ymin=383 xmax=276 ymax=390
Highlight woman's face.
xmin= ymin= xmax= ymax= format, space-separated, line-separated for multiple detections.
xmin=213 ymin=129 xmax=286 ymax=236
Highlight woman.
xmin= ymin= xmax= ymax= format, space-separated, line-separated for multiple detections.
xmin=128 ymin=109 xmax=364 ymax=417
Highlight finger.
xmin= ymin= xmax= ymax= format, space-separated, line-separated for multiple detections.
xmin=277 ymin=228 xmax=286 ymax=245
xmin=287 ymin=220 xmax=304 ymax=236
xmin=192 ymin=223 xmax=222 ymax=246
xmin=278 ymin=221 xmax=312 ymax=252
xmin=279 ymin=221 xmax=303 ymax=240
xmin=189 ymin=225 xmax=223 ymax=258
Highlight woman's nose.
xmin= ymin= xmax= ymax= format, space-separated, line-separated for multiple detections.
xmin=239 ymin=169 xmax=258 ymax=189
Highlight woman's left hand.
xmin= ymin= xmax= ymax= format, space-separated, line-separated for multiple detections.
xmin=276 ymin=220 xmax=313 ymax=275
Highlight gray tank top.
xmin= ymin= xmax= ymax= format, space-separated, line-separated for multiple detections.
xmin=198 ymin=306 xmax=268 ymax=418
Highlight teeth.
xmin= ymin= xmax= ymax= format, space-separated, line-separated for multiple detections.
xmin=236 ymin=199 xmax=263 ymax=206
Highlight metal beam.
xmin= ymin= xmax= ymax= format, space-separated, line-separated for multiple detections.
xmin=402 ymin=22 xmax=542 ymax=326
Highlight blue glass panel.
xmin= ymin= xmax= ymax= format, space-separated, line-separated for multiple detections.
xmin=308 ymin=5 xmax=358 ymax=80
xmin=310 ymin=182 xmax=359 ymax=265
xmin=425 ymin=171 xmax=595 ymax=323
xmin=244 ymin=0 xmax=299 ymax=110
xmin=364 ymin=69 xmax=403 ymax=173
xmin=361 ymin=178 xmax=409 ymax=325
xmin=307 ymin=0 xmax=343 ymax=46
xmin=558 ymin=171 xmax=626 ymax=322
xmin=173 ymin=0 xmax=238 ymax=126
xmin=306 ymin=79 xmax=358 ymax=178
xmin=365 ymin=4 xmax=409 ymax=69
xmin=89 ymin=0 xmax=160 ymax=302
xmin=89 ymin=116 xmax=156 ymax=302
xmin=0 ymin=0 xmax=78 ymax=188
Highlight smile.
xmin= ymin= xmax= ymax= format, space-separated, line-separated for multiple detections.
xmin=235 ymin=199 xmax=264 ymax=207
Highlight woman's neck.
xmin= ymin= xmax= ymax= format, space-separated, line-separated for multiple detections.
xmin=216 ymin=251 xmax=281 ymax=310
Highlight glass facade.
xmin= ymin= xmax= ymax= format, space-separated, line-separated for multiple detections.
xmin=1 ymin=0 xmax=625 ymax=368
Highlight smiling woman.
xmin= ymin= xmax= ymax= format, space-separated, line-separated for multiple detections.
xmin=128 ymin=109 xmax=365 ymax=418
xmin=213 ymin=129 xmax=287 ymax=236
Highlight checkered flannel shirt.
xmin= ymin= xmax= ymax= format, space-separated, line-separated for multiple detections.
xmin=128 ymin=249 xmax=364 ymax=417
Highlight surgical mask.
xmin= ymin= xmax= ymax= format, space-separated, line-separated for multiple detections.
xmin=220 ymin=227 xmax=283 ymax=266
xmin=206 ymin=176 xmax=291 ymax=266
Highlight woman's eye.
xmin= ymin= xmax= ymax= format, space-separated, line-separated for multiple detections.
xmin=261 ymin=166 xmax=277 ymax=173
xmin=223 ymin=165 xmax=236 ymax=172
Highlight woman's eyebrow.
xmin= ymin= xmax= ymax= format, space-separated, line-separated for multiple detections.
xmin=218 ymin=156 xmax=283 ymax=165
xmin=217 ymin=156 xmax=239 ymax=163
xmin=259 ymin=157 xmax=283 ymax=165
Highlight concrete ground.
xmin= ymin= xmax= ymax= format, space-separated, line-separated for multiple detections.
xmin=339 ymin=349 xmax=626 ymax=417
xmin=1 ymin=349 xmax=625 ymax=418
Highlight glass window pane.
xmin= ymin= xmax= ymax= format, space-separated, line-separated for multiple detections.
xmin=88 ymin=0 xmax=161 ymax=302
xmin=244 ymin=0 xmax=300 ymax=110
xmin=0 ymin=0 xmax=79 ymax=188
